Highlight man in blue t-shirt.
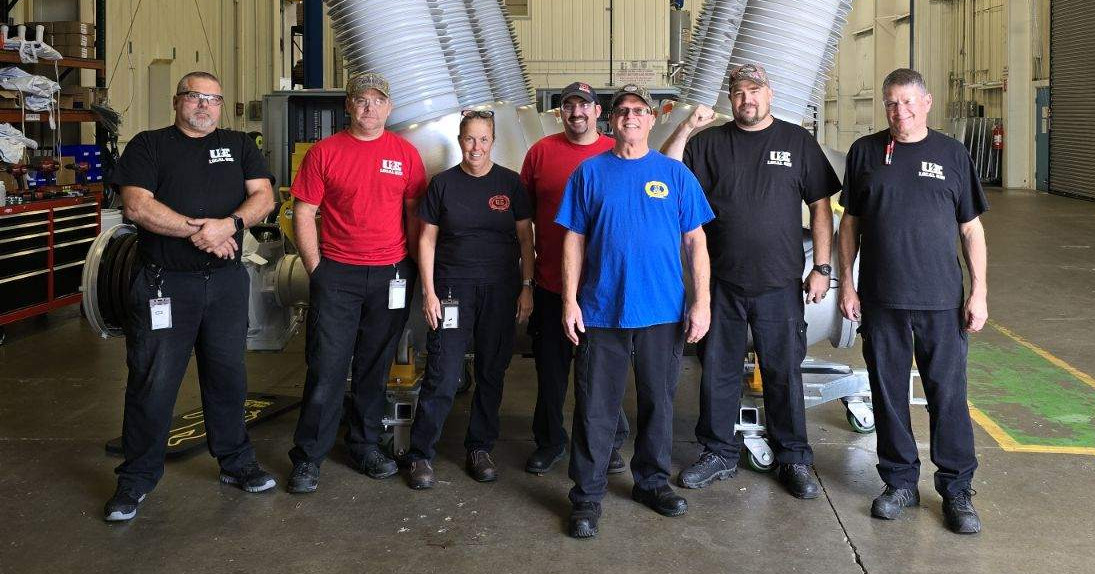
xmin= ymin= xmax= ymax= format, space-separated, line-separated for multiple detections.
xmin=555 ymin=84 xmax=715 ymax=539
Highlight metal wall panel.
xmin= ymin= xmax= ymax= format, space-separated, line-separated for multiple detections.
xmin=1049 ymin=0 xmax=1095 ymax=199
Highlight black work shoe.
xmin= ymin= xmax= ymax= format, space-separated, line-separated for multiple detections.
xmin=568 ymin=501 xmax=602 ymax=539
xmin=607 ymin=448 xmax=627 ymax=475
xmin=678 ymin=451 xmax=737 ymax=489
xmin=871 ymin=485 xmax=920 ymax=519
xmin=631 ymin=484 xmax=688 ymax=517
xmin=220 ymin=461 xmax=277 ymax=493
xmin=525 ymin=447 xmax=566 ymax=474
xmin=776 ymin=463 xmax=821 ymax=499
xmin=942 ymin=489 xmax=982 ymax=534
xmin=466 ymin=450 xmax=498 ymax=482
xmin=104 ymin=486 xmax=146 ymax=522
xmin=287 ymin=461 xmax=320 ymax=494
xmin=408 ymin=460 xmax=436 ymax=490
xmin=355 ymin=448 xmax=398 ymax=479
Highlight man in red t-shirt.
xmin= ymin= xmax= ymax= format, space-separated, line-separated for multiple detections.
xmin=286 ymin=73 xmax=427 ymax=493
xmin=520 ymin=82 xmax=629 ymax=475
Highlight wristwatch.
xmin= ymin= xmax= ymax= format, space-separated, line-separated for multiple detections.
xmin=230 ymin=214 xmax=244 ymax=232
xmin=521 ymin=278 xmax=536 ymax=288
xmin=812 ymin=263 xmax=832 ymax=276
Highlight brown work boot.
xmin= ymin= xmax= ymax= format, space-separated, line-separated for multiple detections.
xmin=466 ymin=450 xmax=498 ymax=482
xmin=407 ymin=459 xmax=436 ymax=490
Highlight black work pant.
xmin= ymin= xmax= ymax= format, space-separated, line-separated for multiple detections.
xmin=116 ymin=263 xmax=255 ymax=493
xmin=408 ymin=281 xmax=519 ymax=461
xmin=290 ymin=257 xmax=415 ymax=465
xmin=696 ymin=280 xmax=813 ymax=465
xmin=528 ymin=286 xmax=629 ymax=454
xmin=859 ymin=305 xmax=977 ymax=497
xmin=569 ymin=322 xmax=684 ymax=505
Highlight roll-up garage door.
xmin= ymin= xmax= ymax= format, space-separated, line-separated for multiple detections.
xmin=1050 ymin=0 xmax=1095 ymax=199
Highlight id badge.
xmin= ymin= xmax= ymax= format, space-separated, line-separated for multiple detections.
xmin=441 ymin=298 xmax=459 ymax=329
xmin=388 ymin=278 xmax=407 ymax=309
xmin=149 ymin=297 xmax=173 ymax=330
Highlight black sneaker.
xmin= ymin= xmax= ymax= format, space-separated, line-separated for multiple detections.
xmin=568 ymin=501 xmax=602 ymax=539
xmin=525 ymin=447 xmax=566 ymax=474
xmin=631 ymin=484 xmax=688 ymax=517
xmin=942 ymin=489 xmax=982 ymax=534
xmin=871 ymin=485 xmax=920 ymax=519
xmin=355 ymin=448 xmax=398 ymax=479
xmin=606 ymin=448 xmax=627 ymax=475
xmin=678 ymin=451 xmax=737 ymax=489
xmin=104 ymin=486 xmax=146 ymax=522
xmin=220 ymin=461 xmax=277 ymax=493
xmin=776 ymin=463 xmax=821 ymax=499
xmin=287 ymin=461 xmax=320 ymax=494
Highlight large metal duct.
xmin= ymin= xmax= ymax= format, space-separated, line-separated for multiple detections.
xmin=465 ymin=0 xmax=534 ymax=106
xmin=429 ymin=0 xmax=495 ymax=107
xmin=679 ymin=0 xmax=748 ymax=107
xmin=713 ymin=0 xmax=852 ymax=125
xmin=327 ymin=0 xmax=462 ymax=126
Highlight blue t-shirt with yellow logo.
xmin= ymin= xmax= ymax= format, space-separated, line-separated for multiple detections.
xmin=555 ymin=149 xmax=714 ymax=328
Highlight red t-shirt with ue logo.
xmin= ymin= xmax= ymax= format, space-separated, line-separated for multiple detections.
xmin=291 ymin=130 xmax=427 ymax=265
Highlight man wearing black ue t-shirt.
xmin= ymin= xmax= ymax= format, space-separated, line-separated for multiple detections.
xmin=839 ymin=68 xmax=988 ymax=534
xmin=662 ymin=63 xmax=841 ymax=499
xmin=103 ymin=72 xmax=276 ymax=522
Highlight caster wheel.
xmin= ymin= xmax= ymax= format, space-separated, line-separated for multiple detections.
xmin=745 ymin=450 xmax=775 ymax=473
xmin=457 ymin=358 xmax=474 ymax=394
xmin=846 ymin=408 xmax=876 ymax=434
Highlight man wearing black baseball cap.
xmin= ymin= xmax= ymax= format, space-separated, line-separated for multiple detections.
xmin=520 ymin=81 xmax=631 ymax=477
xmin=662 ymin=63 xmax=840 ymax=500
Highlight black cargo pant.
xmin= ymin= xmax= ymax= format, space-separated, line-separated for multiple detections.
xmin=116 ymin=262 xmax=255 ymax=493
xmin=528 ymin=286 xmax=629 ymax=454
xmin=569 ymin=322 xmax=684 ymax=505
xmin=859 ymin=305 xmax=977 ymax=497
xmin=290 ymin=257 xmax=415 ymax=465
xmin=696 ymin=280 xmax=813 ymax=465
xmin=408 ymin=281 xmax=519 ymax=461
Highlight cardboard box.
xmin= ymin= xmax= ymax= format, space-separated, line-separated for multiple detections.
xmin=61 ymin=86 xmax=107 ymax=109
xmin=28 ymin=21 xmax=95 ymax=35
xmin=58 ymin=94 xmax=74 ymax=109
xmin=0 ymin=89 xmax=20 ymax=109
xmin=55 ymin=156 xmax=76 ymax=185
xmin=56 ymin=45 xmax=96 ymax=59
xmin=48 ymin=33 xmax=95 ymax=47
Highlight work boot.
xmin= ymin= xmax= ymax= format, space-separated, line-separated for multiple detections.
xmin=607 ymin=448 xmax=627 ymax=475
xmin=569 ymin=501 xmax=602 ymax=539
xmin=287 ymin=461 xmax=320 ymax=494
xmin=631 ymin=484 xmax=688 ymax=517
xmin=355 ymin=448 xmax=398 ymax=479
xmin=678 ymin=451 xmax=737 ymax=489
xmin=466 ymin=450 xmax=498 ymax=482
xmin=407 ymin=459 xmax=436 ymax=490
xmin=776 ymin=463 xmax=821 ymax=499
xmin=871 ymin=485 xmax=920 ymax=519
xmin=942 ymin=489 xmax=982 ymax=534
xmin=525 ymin=447 xmax=566 ymax=475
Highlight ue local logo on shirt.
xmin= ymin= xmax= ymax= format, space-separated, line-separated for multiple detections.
xmin=767 ymin=151 xmax=792 ymax=167
xmin=208 ymin=148 xmax=234 ymax=164
xmin=918 ymin=161 xmax=946 ymax=180
xmin=380 ymin=159 xmax=403 ymax=176
xmin=488 ymin=194 xmax=510 ymax=211
xmin=645 ymin=180 xmax=669 ymax=199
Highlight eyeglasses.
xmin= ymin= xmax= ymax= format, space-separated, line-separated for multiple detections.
xmin=352 ymin=96 xmax=389 ymax=108
xmin=611 ymin=106 xmax=652 ymax=117
xmin=461 ymin=109 xmax=495 ymax=118
xmin=177 ymin=91 xmax=224 ymax=106
xmin=561 ymin=101 xmax=595 ymax=113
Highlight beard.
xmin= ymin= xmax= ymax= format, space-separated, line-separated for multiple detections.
xmin=564 ymin=115 xmax=592 ymax=137
xmin=734 ymin=104 xmax=769 ymax=127
xmin=184 ymin=112 xmax=217 ymax=131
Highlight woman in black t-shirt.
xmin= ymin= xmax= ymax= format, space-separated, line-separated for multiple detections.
xmin=405 ymin=110 xmax=534 ymax=489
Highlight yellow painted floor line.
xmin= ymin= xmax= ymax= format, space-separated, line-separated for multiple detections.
xmin=988 ymin=319 xmax=1095 ymax=392
xmin=970 ymin=401 xmax=1095 ymax=456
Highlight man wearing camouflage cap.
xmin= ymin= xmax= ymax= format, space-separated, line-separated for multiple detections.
xmin=662 ymin=63 xmax=841 ymax=499
xmin=286 ymin=72 xmax=427 ymax=493
xmin=556 ymin=84 xmax=714 ymax=538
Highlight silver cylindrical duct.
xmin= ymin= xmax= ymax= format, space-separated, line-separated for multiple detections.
xmin=678 ymin=0 xmax=748 ymax=107
xmin=429 ymin=0 xmax=495 ymax=107
xmin=465 ymin=0 xmax=533 ymax=105
xmin=327 ymin=0 xmax=462 ymax=126
xmin=714 ymin=0 xmax=852 ymax=125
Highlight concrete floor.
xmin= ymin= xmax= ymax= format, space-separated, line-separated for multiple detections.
xmin=2 ymin=188 xmax=1094 ymax=573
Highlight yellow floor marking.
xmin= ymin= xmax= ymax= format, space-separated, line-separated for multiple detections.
xmin=988 ymin=320 xmax=1095 ymax=392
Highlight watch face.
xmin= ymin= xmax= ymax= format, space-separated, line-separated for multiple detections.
xmin=815 ymin=264 xmax=832 ymax=276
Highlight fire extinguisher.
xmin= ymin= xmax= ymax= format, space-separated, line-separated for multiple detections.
xmin=992 ymin=123 xmax=1004 ymax=150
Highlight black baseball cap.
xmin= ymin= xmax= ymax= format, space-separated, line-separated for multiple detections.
xmin=560 ymin=81 xmax=598 ymax=103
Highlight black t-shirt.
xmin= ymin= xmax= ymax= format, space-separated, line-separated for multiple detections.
xmin=112 ymin=126 xmax=273 ymax=271
xmin=684 ymin=118 xmax=841 ymax=294
xmin=419 ymin=164 xmax=532 ymax=285
xmin=840 ymin=129 xmax=989 ymax=310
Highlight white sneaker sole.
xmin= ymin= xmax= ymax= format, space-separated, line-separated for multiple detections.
xmin=220 ymin=474 xmax=277 ymax=493
xmin=104 ymin=494 xmax=146 ymax=522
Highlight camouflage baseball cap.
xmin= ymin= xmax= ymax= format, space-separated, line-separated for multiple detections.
xmin=609 ymin=83 xmax=654 ymax=110
xmin=728 ymin=63 xmax=769 ymax=89
xmin=346 ymin=72 xmax=390 ymax=98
